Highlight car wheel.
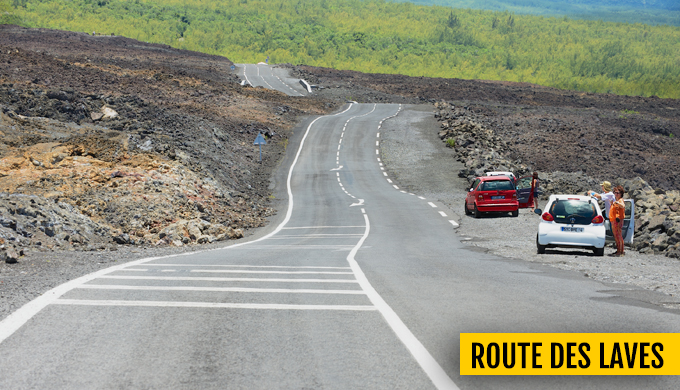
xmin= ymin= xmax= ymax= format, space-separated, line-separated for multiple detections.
xmin=511 ymin=209 xmax=519 ymax=217
xmin=593 ymin=247 xmax=604 ymax=256
xmin=464 ymin=201 xmax=471 ymax=215
xmin=474 ymin=204 xmax=482 ymax=218
xmin=536 ymin=235 xmax=546 ymax=254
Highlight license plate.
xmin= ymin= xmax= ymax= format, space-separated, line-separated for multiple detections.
xmin=491 ymin=196 xmax=504 ymax=200
xmin=561 ymin=227 xmax=584 ymax=233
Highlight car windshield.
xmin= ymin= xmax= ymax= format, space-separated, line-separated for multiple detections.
xmin=549 ymin=200 xmax=597 ymax=225
xmin=480 ymin=180 xmax=514 ymax=191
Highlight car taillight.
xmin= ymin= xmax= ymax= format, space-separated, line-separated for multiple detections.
xmin=542 ymin=212 xmax=554 ymax=222
xmin=592 ymin=215 xmax=604 ymax=224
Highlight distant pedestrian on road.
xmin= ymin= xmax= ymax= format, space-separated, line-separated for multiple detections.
xmin=589 ymin=181 xmax=615 ymax=216
xmin=531 ymin=172 xmax=540 ymax=211
xmin=609 ymin=185 xmax=626 ymax=257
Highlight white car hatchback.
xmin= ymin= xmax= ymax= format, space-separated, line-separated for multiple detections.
xmin=536 ymin=194 xmax=606 ymax=256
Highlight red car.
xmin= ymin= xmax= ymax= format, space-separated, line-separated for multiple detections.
xmin=464 ymin=176 xmax=519 ymax=218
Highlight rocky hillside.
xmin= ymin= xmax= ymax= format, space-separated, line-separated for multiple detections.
xmin=433 ymin=101 xmax=680 ymax=258
xmin=0 ymin=25 xmax=338 ymax=261
xmin=1 ymin=25 xmax=679 ymax=262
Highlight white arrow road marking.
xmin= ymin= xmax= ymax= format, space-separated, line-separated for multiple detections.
xmin=350 ymin=199 xmax=365 ymax=207
xmin=330 ymin=165 xmax=343 ymax=171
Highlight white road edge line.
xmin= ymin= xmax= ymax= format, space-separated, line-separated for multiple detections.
xmin=349 ymin=213 xmax=458 ymax=390
xmin=0 ymin=104 xmax=355 ymax=345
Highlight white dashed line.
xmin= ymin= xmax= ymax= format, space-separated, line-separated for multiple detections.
xmin=439 ymin=211 xmax=447 ymax=217
xmin=428 ymin=202 xmax=437 ymax=208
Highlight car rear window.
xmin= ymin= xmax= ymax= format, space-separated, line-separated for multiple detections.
xmin=549 ymin=200 xmax=597 ymax=225
xmin=480 ymin=180 xmax=514 ymax=191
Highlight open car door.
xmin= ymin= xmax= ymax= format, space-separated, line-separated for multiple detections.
xmin=605 ymin=199 xmax=635 ymax=245
xmin=515 ymin=175 xmax=534 ymax=209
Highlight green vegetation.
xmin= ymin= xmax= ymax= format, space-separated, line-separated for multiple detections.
xmin=9 ymin=0 xmax=680 ymax=99
xmin=1 ymin=0 xmax=23 ymax=25
xmin=446 ymin=138 xmax=456 ymax=148
xmin=395 ymin=0 xmax=680 ymax=26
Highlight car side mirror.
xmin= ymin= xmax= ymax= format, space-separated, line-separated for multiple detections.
xmin=534 ymin=209 xmax=542 ymax=215
xmin=469 ymin=188 xmax=474 ymax=192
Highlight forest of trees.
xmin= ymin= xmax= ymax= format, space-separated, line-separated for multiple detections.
xmin=6 ymin=0 xmax=680 ymax=99
xmin=396 ymin=0 xmax=680 ymax=26
xmin=1 ymin=0 xmax=22 ymax=24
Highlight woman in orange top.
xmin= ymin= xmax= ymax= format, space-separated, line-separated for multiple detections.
xmin=609 ymin=185 xmax=626 ymax=256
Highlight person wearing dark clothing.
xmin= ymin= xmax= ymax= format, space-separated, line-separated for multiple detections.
xmin=531 ymin=172 xmax=539 ymax=211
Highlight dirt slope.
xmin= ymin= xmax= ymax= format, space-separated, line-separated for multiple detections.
xmin=0 ymin=25 xmax=337 ymax=255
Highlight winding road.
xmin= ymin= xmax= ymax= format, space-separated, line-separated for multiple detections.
xmin=0 ymin=66 xmax=679 ymax=389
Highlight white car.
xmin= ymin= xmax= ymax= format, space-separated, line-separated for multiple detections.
xmin=536 ymin=194 xmax=606 ymax=256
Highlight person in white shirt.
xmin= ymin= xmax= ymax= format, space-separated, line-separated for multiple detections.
xmin=589 ymin=181 xmax=615 ymax=216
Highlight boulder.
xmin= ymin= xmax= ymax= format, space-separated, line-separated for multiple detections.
xmin=647 ymin=215 xmax=667 ymax=232
xmin=1 ymin=246 xmax=19 ymax=263
xmin=651 ymin=233 xmax=669 ymax=252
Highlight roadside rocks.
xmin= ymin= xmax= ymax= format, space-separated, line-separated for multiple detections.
xmin=433 ymin=101 xmax=680 ymax=259
xmin=435 ymin=101 xmax=532 ymax=181
xmin=0 ymin=245 xmax=19 ymax=263
xmin=0 ymin=193 xmax=111 ymax=255
xmin=623 ymin=178 xmax=680 ymax=258
xmin=0 ymin=102 xmax=275 ymax=257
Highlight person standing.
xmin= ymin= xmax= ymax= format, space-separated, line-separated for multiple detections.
xmin=609 ymin=185 xmax=626 ymax=257
xmin=589 ymin=181 xmax=615 ymax=216
xmin=531 ymin=172 xmax=539 ymax=211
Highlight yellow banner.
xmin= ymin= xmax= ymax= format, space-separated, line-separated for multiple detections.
xmin=460 ymin=333 xmax=680 ymax=375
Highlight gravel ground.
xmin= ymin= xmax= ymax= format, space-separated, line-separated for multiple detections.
xmin=2 ymin=103 xmax=679 ymax=323
xmin=380 ymin=104 xmax=680 ymax=313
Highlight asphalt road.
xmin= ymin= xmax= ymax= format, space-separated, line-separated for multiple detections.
xmin=0 ymin=71 xmax=679 ymax=389
xmin=236 ymin=63 xmax=307 ymax=96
